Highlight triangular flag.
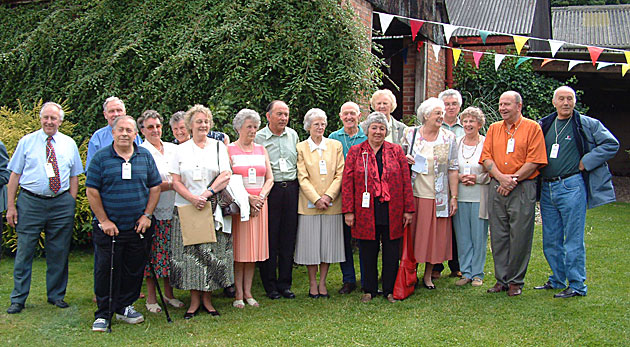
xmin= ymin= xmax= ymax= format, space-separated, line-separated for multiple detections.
xmin=379 ymin=13 xmax=394 ymax=34
xmin=549 ymin=40 xmax=564 ymax=57
xmin=541 ymin=58 xmax=553 ymax=67
xmin=587 ymin=46 xmax=604 ymax=66
xmin=515 ymin=57 xmax=531 ymax=68
xmin=479 ymin=30 xmax=490 ymax=44
xmin=431 ymin=43 xmax=441 ymax=61
xmin=473 ymin=51 xmax=483 ymax=68
xmin=495 ymin=54 xmax=505 ymax=71
xmin=622 ymin=64 xmax=629 ymax=77
xmin=443 ymin=24 xmax=458 ymax=44
xmin=402 ymin=47 xmax=408 ymax=65
xmin=513 ymin=35 xmax=529 ymax=55
xmin=568 ymin=60 xmax=583 ymax=71
xmin=597 ymin=62 xmax=614 ymax=70
xmin=410 ymin=19 xmax=424 ymax=41
xmin=417 ymin=41 xmax=424 ymax=53
xmin=625 ymin=51 xmax=630 ymax=65
xmin=452 ymin=48 xmax=462 ymax=67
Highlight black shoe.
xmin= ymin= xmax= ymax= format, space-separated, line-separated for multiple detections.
xmin=338 ymin=282 xmax=357 ymax=294
xmin=308 ymin=293 xmax=320 ymax=299
xmin=534 ymin=281 xmax=555 ymax=290
xmin=319 ymin=293 xmax=330 ymax=299
xmin=554 ymin=288 xmax=585 ymax=298
xmin=183 ymin=308 xmax=199 ymax=319
xmin=7 ymin=303 xmax=24 ymax=314
xmin=223 ymin=285 xmax=236 ymax=298
xmin=281 ymin=289 xmax=296 ymax=299
xmin=422 ymin=281 xmax=436 ymax=290
xmin=203 ymin=307 xmax=221 ymax=316
xmin=267 ymin=291 xmax=282 ymax=300
xmin=47 ymin=299 xmax=69 ymax=308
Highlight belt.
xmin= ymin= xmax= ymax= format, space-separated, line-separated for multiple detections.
xmin=22 ymin=189 xmax=67 ymax=199
xmin=274 ymin=180 xmax=298 ymax=188
xmin=542 ymin=172 xmax=581 ymax=182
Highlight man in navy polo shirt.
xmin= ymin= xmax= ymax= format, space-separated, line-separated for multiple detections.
xmin=86 ymin=116 xmax=161 ymax=332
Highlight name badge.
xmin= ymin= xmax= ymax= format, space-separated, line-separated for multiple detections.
xmin=550 ymin=143 xmax=559 ymax=159
xmin=45 ymin=163 xmax=56 ymax=178
xmin=463 ymin=166 xmax=471 ymax=175
xmin=193 ymin=167 xmax=202 ymax=181
xmin=122 ymin=162 xmax=132 ymax=180
xmin=279 ymin=158 xmax=289 ymax=172
xmin=362 ymin=192 xmax=370 ymax=208
xmin=319 ymin=160 xmax=327 ymax=175
xmin=248 ymin=168 xmax=257 ymax=184
xmin=506 ymin=138 xmax=515 ymax=153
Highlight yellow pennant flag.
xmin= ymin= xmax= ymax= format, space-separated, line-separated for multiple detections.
xmin=625 ymin=51 xmax=630 ymax=65
xmin=622 ymin=64 xmax=630 ymax=77
xmin=452 ymin=48 xmax=462 ymax=66
xmin=513 ymin=35 xmax=529 ymax=55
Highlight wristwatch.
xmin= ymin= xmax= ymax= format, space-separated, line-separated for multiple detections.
xmin=143 ymin=213 xmax=152 ymax=219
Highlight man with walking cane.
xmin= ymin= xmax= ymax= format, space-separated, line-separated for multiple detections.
xmin=86 ymin=116 xmax=161 ymax=332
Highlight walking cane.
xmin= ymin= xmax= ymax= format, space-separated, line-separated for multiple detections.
xmin=140 ymin=224 xmax=173 ymax=323
xmin=107 ymin=235 xmax=116 ymax=333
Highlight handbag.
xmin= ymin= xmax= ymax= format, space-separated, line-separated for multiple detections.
xmin=209 ymin=141 xmax=240 ymax=216
xmin=393 ymin=225 xmax=417 ymax=300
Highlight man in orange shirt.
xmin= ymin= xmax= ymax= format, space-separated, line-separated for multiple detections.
xmin=480 ymin=91 xmax=547 ymax=297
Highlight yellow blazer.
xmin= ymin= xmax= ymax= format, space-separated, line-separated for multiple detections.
xmin=296 ymin=138 xmax=345 ymax=215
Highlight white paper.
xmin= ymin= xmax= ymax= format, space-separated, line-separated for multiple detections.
xmin=411 ymin=154 xmax=428 ymax=174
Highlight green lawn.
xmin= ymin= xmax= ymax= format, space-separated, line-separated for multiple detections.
xmin=1 ymin=203 xmax=629 ymax=346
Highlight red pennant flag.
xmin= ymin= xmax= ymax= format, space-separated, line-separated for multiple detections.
xmin=473 ymin=52 xmax=483 ymax=68
xmin=417 ymin=41 xmax=424 ymax=52
xmin=588 ymin=46 xmax=604 ymax=66
xmin=541 ymin=58 xmax=553 ymax=67
xmin=410 ymin=19 xmax=424 ymax=41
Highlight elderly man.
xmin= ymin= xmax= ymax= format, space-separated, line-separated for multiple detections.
xmin=255 ymin=100 xmax=299 ymax=299
xmin=6 ymin=102 xmax=83 ymax=314
xmin=86 ymin=96 xmax=142 ymax=168
xmin=535 ymin=86 xmax=618 ymax=298
xmin=480 ymin=91 xmax=547 ymax=297
xmin=86 ymin=116 xmax=161 ymax=331
xmin=328 ymin=101 xmax=366 ymax=294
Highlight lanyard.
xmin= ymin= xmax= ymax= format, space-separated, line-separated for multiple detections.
xmin=553 ymin=116 xmax=572 ymax=144
xmin=361 ymin=151 xmax=369 ymax=193
xmin=504 ymin=117 xmax=523 ymax=139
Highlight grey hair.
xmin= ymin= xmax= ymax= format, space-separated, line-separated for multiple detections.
xmin=40 ymin=102 xmax=65 ymax=121
xmin=553 ymin=86 xmax=576 ymax=100
xmin=184 ymin=104 xmax=213 ymax=133
xmin=137 ymin=110 xmax=162 ymax=129
xmin=361 ymin=112 xmax=389 ymax=136
xmin=233 ymin=108 xmax=261 ymax=131
xmin=303 ymin=108 xmax=327 ymax=131
xmin=339 ymin=101 xmax=360 ymax=114
xmin=438 ymin=89 xmax=462 ymax=106
xmin=370 ymin=89 xmax=397 ymax=113
xmin=103 ymin=96 xmax=126 ymax=113
xmin=502 ymin=91 xmax=522 ymax=105
xmin=416 ymin=97 xmax=445 ymax=124
xmin=112 ymin=115 xmax=138 ymax=132
xmin=460 ymin=106 xmax=486 ymax=128
xmin=169 ymin=111 xmax=186 ymax=127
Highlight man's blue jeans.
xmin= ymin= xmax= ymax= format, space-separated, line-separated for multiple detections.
xmin=540 ymin=174 xmax=587 ymax=295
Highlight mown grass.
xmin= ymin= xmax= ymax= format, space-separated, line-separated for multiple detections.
xmin=1 ymin=203 xmax=629 ymax=346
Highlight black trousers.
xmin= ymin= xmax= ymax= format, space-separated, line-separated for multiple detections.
xmin=434 ymin=225 xmax=460 ymax=273
xmin=358 ymin=225 xmax=401 ymax=297
xmin=259 ymin=180 xmax=298 ymax=293
xmin=93 ymin=221 xmax=149 ymax=319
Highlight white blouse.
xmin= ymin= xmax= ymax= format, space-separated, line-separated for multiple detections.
xmin=141 ymin=140 xmax=177 ymax=220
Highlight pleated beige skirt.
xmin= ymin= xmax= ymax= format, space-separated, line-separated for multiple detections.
xmin=294 ymin=214 xmax=345 ymax=265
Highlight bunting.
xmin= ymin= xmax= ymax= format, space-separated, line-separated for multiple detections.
xmin=568 ymin=61 xmax=583 ymax=71
xmin=597 ymin=62 xmax=615 ymax=70
xmin=443 ymin=24 xmax=458 ymax=44
xmin=431 ymin=43 xmax=441 ymax=62
xmin=379 ymin=13 xmax=394 ymax=34
xmin=513 ymin=35 xmax=529 ymax=55
xmin=452 ymin=48 xmax=462 ymax=66
xmin=516 ymin=57 xmax=531 ymax=68
xmin=541 ymin=58 xmax=553 ymax=67
xmin=473 ymin=51 xmax=483 ymax=68
xmin=588 ymin=46 xmax=604 ymax=66
xmin=410 ymin=19 xmax=424 ymax=41
xmin=623 ymin=64 xmax=630 ymax=77
xmin=495 ymin=54 xmax=505 ymax=71
xmin=548 ymin=40 xmax=565 ymax=57
xmin=479 ymin=30 xmax=490 ymax=45
xmin=625 ymin=51 xmax=630 ymax=65
xmin=417 ymin=41 xmax=424 ymax=52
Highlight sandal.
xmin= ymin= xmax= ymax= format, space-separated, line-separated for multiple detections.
xmin=245 ymin=298 xmax=259 ymax=307
xmin=232 ymin=300 xmax=245 ymax=309
xmin=165 ymin=297 xmax=185 ymax=308
xmin=146 ymin=302 xmax=162 ymax=313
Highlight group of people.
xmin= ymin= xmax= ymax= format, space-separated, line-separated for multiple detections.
xmin=1 ymin=86 xmax=618 ymax=331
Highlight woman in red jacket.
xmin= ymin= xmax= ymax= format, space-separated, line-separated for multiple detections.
xmin=341 ymin=112 xmax=415 ymax=303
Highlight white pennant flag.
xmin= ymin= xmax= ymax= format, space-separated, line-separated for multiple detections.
xmin=431 ymin=43 xmax=441 ymax=61
xmin=379 ymin=13 xmax=394 ymax=34
xmin=495 ymin=54 xmax=505 ymax=71
xmin=549 ymin=40 xmax=564 ymax=57
xmin=568 ymin=60 xmax=583 ymax=71
xmin=443 ymin=24 xmax=458 ymax=44
xmin=597 ymin=62 xmax=615 ymax=70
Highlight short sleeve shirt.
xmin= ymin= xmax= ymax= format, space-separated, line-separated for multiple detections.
xmin=255 ymin=125 xmax=298 ymax=182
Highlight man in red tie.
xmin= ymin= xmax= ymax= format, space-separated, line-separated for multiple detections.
xmin=5 ymin=102 xmax=83 ymax=314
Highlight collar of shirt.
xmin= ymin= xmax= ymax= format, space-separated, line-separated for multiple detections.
xmin=38 ymin=129 xmax=60 ymax=143
xmin=307 ymin=137 xmax=327 ymax=152
xmin=109 ymin=142 xmax=140 ymax=161
xmin=260 ymin=125 xmax=287 ymax=139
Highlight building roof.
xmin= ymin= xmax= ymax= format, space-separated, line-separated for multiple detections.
xmin=552 ymin=5 xmax=630 ymax=49
xmin=445 ymin=0 xmax=537 ymax=37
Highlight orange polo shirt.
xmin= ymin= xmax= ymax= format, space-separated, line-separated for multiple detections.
xmin=480 ymin=116 xmax=547 ymax=179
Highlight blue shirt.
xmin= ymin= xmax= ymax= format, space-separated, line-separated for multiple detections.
xmin=328 ymin=127 xmax=367 ymax=158
xmin=86 ymin=144 xmax=161 ymax=231
xmin=8 ymin=129 xmax=83 ymax=196
xmin=86 ymin=125 xmax=143 ymax=169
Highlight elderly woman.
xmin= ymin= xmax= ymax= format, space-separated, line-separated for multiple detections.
xmin=452 ymin=107 xmax=490 ymax=287
xmin=402 ymin=97 xmax=459 ymax=290
xmin=169 ymin=105 xmax=233 ymax=319
xmin=342 ymin=112 xmax=414 ymax=303
xmin=137 ymin=110 xmax=185 ymax=313
xmin=360 ymin=89 xmax=407 ymax=145
xmin=227 ymin=109 xmax=274 ymax=308
xmin=295 ymin=108 xmax=345 ymax=298
xmin=169 ymin=111 xmax=189 ymax=145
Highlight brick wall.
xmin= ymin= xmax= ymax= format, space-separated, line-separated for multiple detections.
xmin=425 ymin=40 xmax=446 ymax=99
xmin=401 ymin=44 xmax=416 ymax=119
xmin=346 ymin=0 xmax=373 ymax=114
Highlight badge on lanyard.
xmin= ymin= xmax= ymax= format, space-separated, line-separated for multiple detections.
xmin=550 ymin=143 xmax=559 ymax=159
xmin=362 ymin=192 xmax=370 ymax=208
xmin=122 ymin=162 xmax=132 ymax=180
xmin=193 ymin=166 xmax=202 ymax=181
xmin=248 ymin=167 xmax=257 ymax=184
xmin=45 ymin=163 xmax=56 ymax=178
xmin=279 ymin=158 xmax=289 ymax=172
xmin=319 ymin=160 xmax=327 ymax=175
xmin=463 ymin=165 xmax=471 ymax=175
xmin=506 ymin=138 xmax=515 ymax=154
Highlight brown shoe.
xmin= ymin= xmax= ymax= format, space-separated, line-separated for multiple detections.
xmin=507 ymin=284 xmax=522 ymax=296
xmin=455 ymin=278 xmax=472 ymax=286
xmin=431 ymin=271 xmax=441 ymax=280
xmin=386 ymin=294 xmax=398 ymax=303
xmin=449 ymin=271 xmax=463 ymax=278
xmin=360 ymin=293 xmax=373 ymax=303
xmin=487 ymin=282 xmax=507 ymax=293
xmin=338 ymin=282 xmax=357 ymax=295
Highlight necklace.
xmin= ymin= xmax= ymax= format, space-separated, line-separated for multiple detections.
xmin=461 ymin=136 xmax=479 ymax=161
xmin=236 ymin=140 xmax=254 ymax=152
xmin=342 ymin=128 xmax=359 ymax=151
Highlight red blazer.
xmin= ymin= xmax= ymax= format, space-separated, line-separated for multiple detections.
xmin=342 ymin=141 xmax=415 ymax=240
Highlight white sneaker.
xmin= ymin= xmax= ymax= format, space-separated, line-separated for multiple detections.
xmin=115 ymin=305 xmax=144 ymax=324
xmin=92 ymin=318 xmax=109 ymax=332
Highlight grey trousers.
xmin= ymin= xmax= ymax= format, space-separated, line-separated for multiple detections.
xmin=488 ymin=179 xmax=536 ymax=287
